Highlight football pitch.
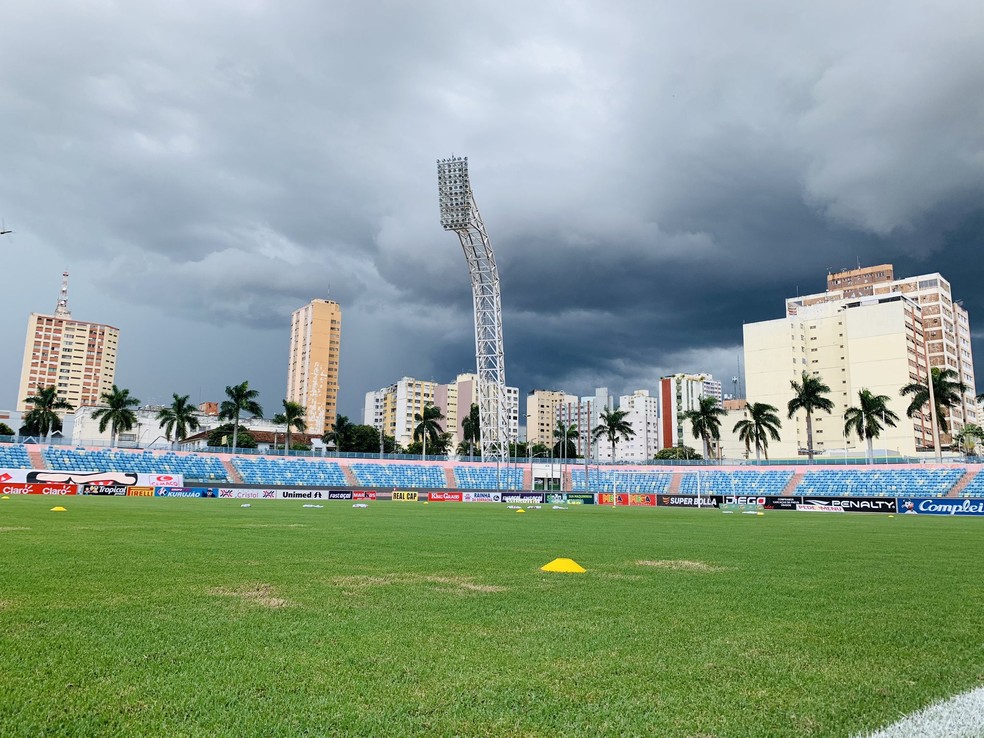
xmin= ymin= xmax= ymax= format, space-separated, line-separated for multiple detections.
xmin=1 ymin=496 xmax=981 ymax=737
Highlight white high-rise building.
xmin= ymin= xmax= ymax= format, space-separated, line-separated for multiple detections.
xmin=616 ymin=390 xmax=659 ymax=461
xmin=363 ymin=377 xmax=439 ymax=449
xmin=557 ymin=387 xmax=612 ymax=459
xmin=743 ymin=264 xmax=975 ymax=458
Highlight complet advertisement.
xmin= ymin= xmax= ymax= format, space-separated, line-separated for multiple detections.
xmin=898 ymin=498 xmax=984 ymax=516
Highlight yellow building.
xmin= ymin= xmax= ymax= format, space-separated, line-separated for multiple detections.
xmin=287 ymin=299 xmax=341 ymax=437
xmin=525 ymin=389 xmax=577 ymax=448
xmin=16 ymin=276 xmax=119 ymax=418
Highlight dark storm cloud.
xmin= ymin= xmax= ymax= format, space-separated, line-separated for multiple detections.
xmin=1 ymin=0 xmax=982 ymax=421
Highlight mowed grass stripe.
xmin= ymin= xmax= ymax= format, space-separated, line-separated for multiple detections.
xmin=0 ymin=496 xmax=980 ymax=737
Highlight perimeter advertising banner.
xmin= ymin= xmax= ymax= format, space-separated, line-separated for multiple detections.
xmin=80 ymin=484 xmax=129 ymax=496
xmin=428 ymin=492 xmax=463 ymax=502
xmin=393 ymin=490 xmax=419 ymax=502
xmin=562 ymin=493 xmax=595 ymax=505
xmin=656 ymin=494 xmax=720 ymax=508
xmin=799 ymin=497 xmax=895 ymax=513
xmin=0 ymin=469 xmax=183 ymax=488
xmin=898 ymin=498 xmax=984 ymax=515
xmin=501 ymin=492 xmax=546 ymax=504
xmin=352 ymin=491 xmax=377 ymax=500
xmin=463 ymin=491 xmax=501 ymax=503
xmin=0 ymin=482 xmax=76 ymax=495
xmin=154 ymin=487 xmax=218 ymax=498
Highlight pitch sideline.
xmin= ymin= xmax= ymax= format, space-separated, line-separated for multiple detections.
xmin=856 ymin=686 xmax=984 ymax=738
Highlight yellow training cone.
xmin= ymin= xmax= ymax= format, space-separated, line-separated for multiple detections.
xmin=540 ymin=558 xmax=586 ymax=573
xmin=50 ymin=506 xmax=67 ymax=512
xmin=516 ymin=508 xmax=526 ymax=513
xmin=1 ymin=495 xmax=9 ymax=499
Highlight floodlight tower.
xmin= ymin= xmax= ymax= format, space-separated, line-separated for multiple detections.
xmin=437 ymin=156 xmax=510 ymax=461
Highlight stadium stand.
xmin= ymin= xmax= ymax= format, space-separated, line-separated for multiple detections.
xmin=0 ymin=444 xmax=32 ymax=469
xmin=570 ymin=469 xmax=672 ymax=493
xmin=233 ymin=457 xmax=347 ymax=487
xmin=955 ymin=471 xmax=984 ymax=497
xmin=795 ymin=468 xmax=964 ymax=497
xmin=453 ymin=465 xmax=524 ymax=490
xmin=679 ymin=470 xmax=794 ymax=497
xmin=350 ymin=463 xmax=446 ymax=488
xmin=42 ymin=448 xmax=229 ymax=482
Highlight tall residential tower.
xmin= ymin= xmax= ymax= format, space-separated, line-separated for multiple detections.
xmin=17 ymin=272 xmax=119 ymax=418
xmin=287 ymin=299 xmax=341 ymax=437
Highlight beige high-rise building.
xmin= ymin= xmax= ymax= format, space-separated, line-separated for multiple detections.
xmin=17 ymin=273 xmax=119 ymax=418
xmin=287 ymin=299 xmax=341 ymax=437
xmin=526 ymin=389 xmax=577 ymax=448
xmin=363 ymin=377 xmax=439 ymax=448
xmin=744 ymin=264 xmax=975 ymax=458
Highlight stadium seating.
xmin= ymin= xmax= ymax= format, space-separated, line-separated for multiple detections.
xmin=453 ymin=465 xmax=524 ymax=490
xmin=795 ymin=469 xmax=964 ymax=497
xmin=350 ymin=463 xmax=446 ymax=488
xmin=956 ymin=470 xmax=984 ymax=497
xmin=569 ymin=469 xmax=672 ymax=493
xmin=233 ymin=457 xmax=347 ymax=487
xmin=0 ymin=444 xmax=32 ymax=469
xmin=678 ymin=470 xmax=793 ymax=497
xmin=42 ymin=448 xmax=229 ymax=482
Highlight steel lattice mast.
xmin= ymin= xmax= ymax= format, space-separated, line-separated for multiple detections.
xmin=437 ymin=156 xmax=510 ymax=461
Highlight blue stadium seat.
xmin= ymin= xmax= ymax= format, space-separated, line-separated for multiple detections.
xmin=0 ymin=444 xmax=32 ymax=469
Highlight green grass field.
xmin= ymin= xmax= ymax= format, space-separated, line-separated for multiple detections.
xmin=1 ymin=496 xmax=981 ymax=737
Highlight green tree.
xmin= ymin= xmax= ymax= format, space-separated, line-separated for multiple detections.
xmin=509 ymin=441 xmax=529 ymax=458
xmin=682 ymin=396 xmax=726 ymax=460
xmin=900 ymin=367 xmax=968 ymax=440
xmin=272 ymin=400 xmax=307 ymax=456
xmin=461 ymin=403 xmax=481 ymax=457
xmin=552 ymin=421 xmax=578 ymax=459
xmin=732 ymin=402 xmax=782 ymax=461
xmin=207 ymin=424 xmax=256 ymax=449
xmin=348 ymin=424 xmax=391 ymax=453
xmin=91 ymin=385 xmax=140 ymax=448
xmin=591 ymin=406 xmax=635 ymax=462
xmin=844 ymin=389 xmax=900 ymax=462
xmin=953 ymin=423 xmax=984 ymax=457
xmin=21 ymin=386 xmax=73 ymax=439
xmin=219 ymin=381 xmax=263 ymax=451
xmin=323 ymin=414 xmax=354 ymax=452
xmin=787 ymin=371 xmax=835 ymax=462
xmin=413 ymin=403 xmax=444 ymax=459
xmin=0 ymin=422 xmax=14 ymax=437
xmin=156 ymin=394 xmax=200 ymax=446
xmin=654 ymin=446 xmax=702 ymax=460
xmin=529 ymin=442 xmax=551 ymax=458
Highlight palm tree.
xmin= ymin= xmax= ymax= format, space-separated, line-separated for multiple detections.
xmin=732 ymin=402 xmax=782 ymax=461
xmin=591 ymin=406 xmax=634 ymax=462
xmin=844 ymin=389 xmax=899 ymax=462
xmin=323 ymin=414 xmax=353 ymax=452
xmin=219 ymin=381 xmax=263 ymax=451
xmin=461 ymin=403 xmax=481 ymax=458
xmin=91 ymin=385 xmax=141 ymax=448
xmin=21 ymin=386 xmax=74 ymax=439
xmin=953 ymin=423 xmax=984 ymax=457
xmin=272 ymin=400 xmax=307 ymax=455
xmin=787 ymin=371 xmax=835 ymax=462
xmin=413 ymin=403 xmax=445 ymax=459
xmin=553 ymin=421 xmax=578 ymax=459
xmin=682 ymin=396 xmax=727 ymax=460
xmin=900 ymin=366 xmax=968 ymax=440
xmin=156 ymin=394 xmax=200 ymax=447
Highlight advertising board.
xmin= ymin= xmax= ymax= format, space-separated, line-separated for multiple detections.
xmin=428 ymin=492 xmax=463 ymax=502
xmin=393 ymin=490 xmax=419 ymax=502
xmin=0 ymin=469 xmax=183 ymax=487
xmin=656 ymin=495 xmax=720 ymax=508
xmin=352 ymin=491 xmax=378 ymax=500
xmin=799 ymin=497 xmax=895 ymax=513
xmin=501 ymin=492 xmax=546 ymax=504
xmin=0 ymin=482 xmax=76 ymax=495
xmin=897 ymin=498 xmax=984 ymax=516
xmin=80 ymin=484 xmax=129 ymax=496
xmin=462 ymin=491 xmax=501 ymax=503
xmin=562 ymin=493 xmax=595 ymax=505
xmin=154 ymin=487 xmax=217 ymax=498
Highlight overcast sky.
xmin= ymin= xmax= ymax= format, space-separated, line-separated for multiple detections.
xmin=2 ymin=0 xmax=983 ymax=424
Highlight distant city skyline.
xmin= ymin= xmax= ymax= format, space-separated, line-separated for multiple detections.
xmin=2 ymin=2 xmax=982 ymax=422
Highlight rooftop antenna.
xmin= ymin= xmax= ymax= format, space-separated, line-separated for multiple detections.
xmin=0 ymin=218 xmax=11 ymax=236
xmin=54 ymin=271 xmax=71 ymax=318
